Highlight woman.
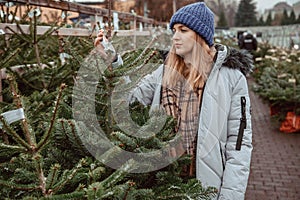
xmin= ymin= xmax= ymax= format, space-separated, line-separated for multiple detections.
xmin=95 ymin=2 xmax=253 ymax=199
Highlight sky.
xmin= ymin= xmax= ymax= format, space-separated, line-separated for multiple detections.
xmin=256 ymin=0 xmax=300 ymax=12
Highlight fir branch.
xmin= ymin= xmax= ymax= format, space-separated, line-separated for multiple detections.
xmin=0 ymin=48 xmax=22 ymax=70
xmin=10 ymin=6 xmax=18 ymax=24
xmin=0 ymin=179 xmax=39 ymax=191
xmin=51 ymin=158 xmax=86 ymax=194
xmin=40 ymin=191 xmax=85 ymax=200
xmin=3 ymin=25 xmax=32 ymax=44
xmin=143 ymin=50 xmax=159 ymax=65
xmin=33 ymin=153 xmax=47 ymax=195
xmin=35 ymin=21 xmax=61 ymax=43
xmin=33 ymin=12 xmax=41 ymax=67
xmin=68 ymin=120 xmax=88 ymax=155
xmin=46 ymin=164 xmax=61 ymax=190
xmin=0 ymin=116 xmax=31 ymax=150
xmin=87 ymin=159 xmax=136 ymax=199
xmin=97 ymin=145 xmax=123 ymax=165
xmin=0 ymin=143 xmax=27 ymax=156
xmin=55 ymin=119 xmax=89 ymax=156
xmin=7 ymin=75 xmax=22 ymax=108
xmin=72 ymin=86 xmax=107 ymax=107
xmin=89 ymin=166 xmax=106 ymax=183
xmin=124 ymin=187 xmax=154 ymax=200
xmin=130 ymin=36 xmax=158 ymax=67
xmin=7 ymin=67 xmax=47 ymax=91
xmin=123 ymin=48 xmax=162 ymax=75
xmin=157 ymin=190 xmax=216 ymax=200
xmin=99 ymin=182 xmax=130 ymax=199
xmin=156 ymin=179 xmax=217 ymax=200
xmin=100 ymin=159 xmax=136 ymax=189
xmin=113 ymin=61 xmax=161 ymax=95
xmin=0 ymin=130 xmax=9 ymax=144
xmin=111 ymin=131 xmax=138 ymax=149
xmin=7 ymin=75 xmax=36 ymax=147
xmin=37 ymin=83 xmax=67 ymax=151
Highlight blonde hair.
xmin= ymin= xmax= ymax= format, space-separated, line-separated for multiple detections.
xmin=163 ymin=34 xmax=216 ymax=91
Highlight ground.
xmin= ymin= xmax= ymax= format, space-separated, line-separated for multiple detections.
xmin=245 ymin=78 xmax=300 ymax=200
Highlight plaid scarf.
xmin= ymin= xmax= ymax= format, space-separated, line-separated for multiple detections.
xmin=161 ymin=76 xmax=204 ymax=162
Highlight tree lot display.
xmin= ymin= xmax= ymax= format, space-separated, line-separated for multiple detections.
xmin=1 ymin=4 xmax=299 ymax=199
xmin=252 ymin=43 xmax=300 ymax=133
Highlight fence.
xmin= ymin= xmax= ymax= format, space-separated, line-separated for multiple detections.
xmin=7 ymin=0 xmax=160 ymax=25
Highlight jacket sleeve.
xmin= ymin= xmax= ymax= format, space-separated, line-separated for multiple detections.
xmin=128 ymin=65 xmax=163 ymax=106
xmin=111 ymin=54 xmax=123 ymax=68
xmin=219 ymin=75 xmax=253 ymax=200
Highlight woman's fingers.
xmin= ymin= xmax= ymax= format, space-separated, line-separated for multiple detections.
xmin=97 ymin=29 xmax=104 ymax=37
xmin=94 ymin=37 xmax=102 ymax=47
xmin=94 ymin=29 xmax=106 ymax=47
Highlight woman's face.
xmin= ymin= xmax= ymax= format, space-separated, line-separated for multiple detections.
xmin=172 ymin=24 xmax=196 ymax=60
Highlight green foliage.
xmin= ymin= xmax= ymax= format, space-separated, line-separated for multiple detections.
xmin=217 ymin=11 xmax=228 ymax=28
xmin=252 ymin=44 xmax=300 ymax=123
xmin=257 ymin=16 xmax=265 ymax=26
xmin=289 ymin=10 xmax=296 ymax=25
xmin=280 ymin=9 xmax=297 ymax=25
xmin=281 ymin=9 xmax=289 ymax=25
xmin=297 ymin=14 xmax=300 ymax=24
xmin=235 ymin=0 xmax=257 ymax=27
xmin=265 ymin=12 xmax=273 ymax=26
xmin=0 ymin=6 xmax=216 ymax=200
xmin=154 ymin=175 xmax=216 ymax=200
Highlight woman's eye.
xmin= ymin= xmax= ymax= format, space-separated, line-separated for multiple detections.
xmin=172 ymin=27 xmax=188 ymax=33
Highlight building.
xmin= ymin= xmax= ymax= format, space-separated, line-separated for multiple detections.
xmin=262 ymin=2 xmax=293 ymax=22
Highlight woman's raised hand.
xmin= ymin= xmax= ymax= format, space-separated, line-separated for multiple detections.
xmin=94 ymin=29 xmax=107 ymax=47
xmin=93 ymin=29 xmax=109 ymax=59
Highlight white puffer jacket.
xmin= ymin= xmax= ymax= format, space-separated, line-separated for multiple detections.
xmin=129 ymin=44 xmax=253 ymax=200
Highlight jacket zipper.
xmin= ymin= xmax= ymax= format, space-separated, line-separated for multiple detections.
xmin=236 ymin=96 xmax=247 ymax=150
xmin=219 ymin=142 xmax=225 ymax=170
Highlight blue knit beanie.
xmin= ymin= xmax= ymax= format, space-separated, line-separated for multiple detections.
xmin=169 ymin=2 xmax=215 ymax=47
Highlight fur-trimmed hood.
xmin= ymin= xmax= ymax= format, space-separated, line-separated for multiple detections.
xmin=215 ymin=44 xmax=254 ymax=76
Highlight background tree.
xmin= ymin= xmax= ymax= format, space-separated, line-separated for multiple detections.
xmin=265 ymin=11 xmax=273 ymax=26
xmin=235 ymin=0 xmax=257 ymax=27
xmin=288 ymin=10 xmax=296 ymax=25
xmin=257 ymin=16 xmax=265 ymax=26
xmin=226 ymin=3 xmax=238 ymax=27
xmin=218 ymin=10 xmax=228 ymax=28
xmin=281 ymin=9 xmax=289 ymax=25
xmin=297 ymin=14 xmax=300 ymax=24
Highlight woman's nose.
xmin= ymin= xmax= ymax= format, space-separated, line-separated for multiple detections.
xmin=172 ymin=31 xmax=180 ymax=40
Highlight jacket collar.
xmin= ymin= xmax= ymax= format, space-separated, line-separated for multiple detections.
xmin=214 ymin=44 xmax=254 ymax=76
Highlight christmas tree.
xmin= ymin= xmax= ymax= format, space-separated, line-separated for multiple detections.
xmin=0 ymin=5 xmax=216 ymax=199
